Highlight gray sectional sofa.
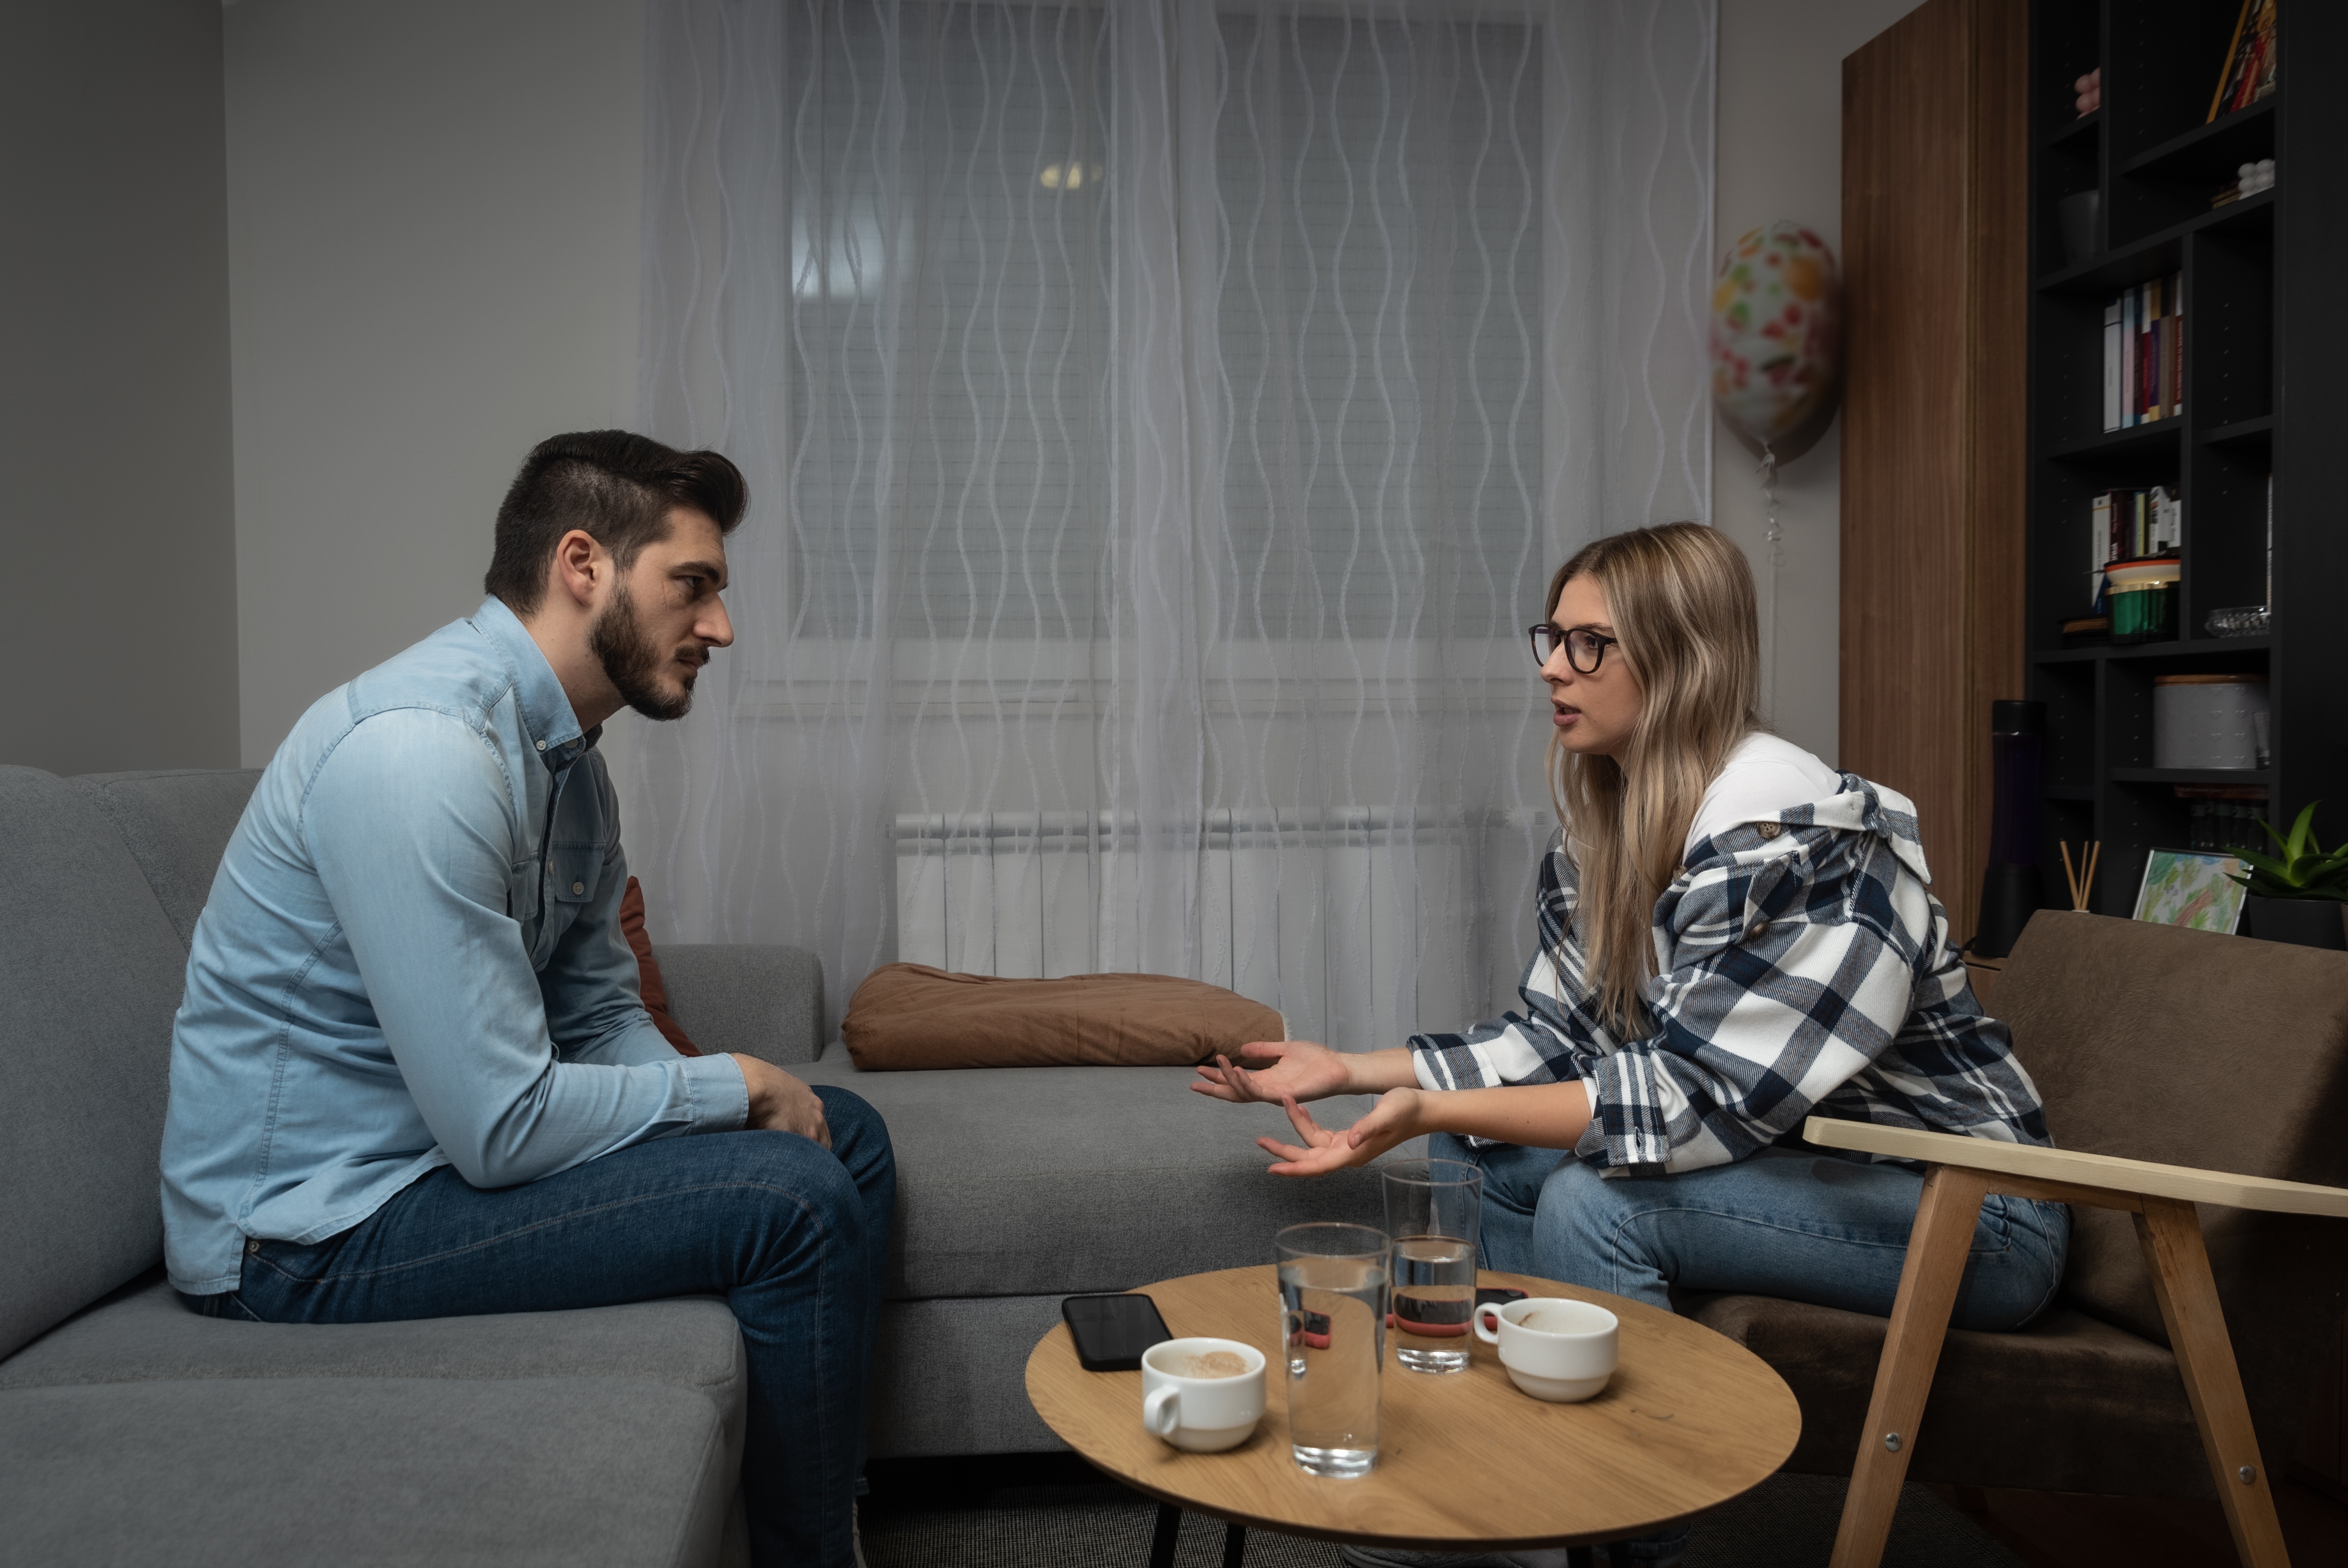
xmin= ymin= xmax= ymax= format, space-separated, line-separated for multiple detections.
xmin=0 ymin=765 xmax=1388 ymax=1566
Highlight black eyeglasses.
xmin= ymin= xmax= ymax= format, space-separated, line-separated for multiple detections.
xmin=1528 ymin=624 xmax=1619 ymax=674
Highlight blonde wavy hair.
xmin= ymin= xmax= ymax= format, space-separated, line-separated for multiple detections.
xmin=1545 ymin=522 xmax=1762 ymax=1032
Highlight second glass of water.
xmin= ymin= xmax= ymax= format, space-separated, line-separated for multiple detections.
xmin=1383 ymin=1158 xmax=1483 ymax=1374
xmin=1275 ymin=1221 xmax=1388 ymax=1478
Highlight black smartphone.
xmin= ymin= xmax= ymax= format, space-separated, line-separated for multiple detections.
xmin=1062 ymin=1292 xmax=1173 ymax=1372
xmin=1475 ymin=1287 xmax=1528 ymax=1308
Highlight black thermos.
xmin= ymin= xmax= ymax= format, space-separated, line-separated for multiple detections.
xmin=1972 ymin=699 xmax=2046 ymax=958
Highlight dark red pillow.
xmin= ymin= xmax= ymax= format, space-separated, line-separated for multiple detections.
xmin=618 ymin=876 xmax=703 ymax=1057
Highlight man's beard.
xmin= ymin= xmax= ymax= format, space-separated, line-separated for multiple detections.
xmin=589 ymin=582 xmax=699 ymax=722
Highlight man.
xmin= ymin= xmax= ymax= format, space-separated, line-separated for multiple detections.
xmin=163 ymin=431 xmax=891 ymax=1568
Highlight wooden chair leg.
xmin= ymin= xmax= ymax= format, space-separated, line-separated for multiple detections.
xmin=2135 ymin=1196 xmax=2292 ymax=1568
xmin=1827 ymin=1165 xmax=1993 ymax=1568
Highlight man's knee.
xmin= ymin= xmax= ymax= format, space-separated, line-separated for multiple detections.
xmin=814 ymin=1085 xmax=885 ymax=1144
xmin=717 ymin=1128 xmax=865 ymax=1235
xmin=814 ymin=1086 xmax=893 ymax=1175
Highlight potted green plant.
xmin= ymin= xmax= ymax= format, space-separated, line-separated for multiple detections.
xmin=2231 ymin=802 xmax=2348 ymax=950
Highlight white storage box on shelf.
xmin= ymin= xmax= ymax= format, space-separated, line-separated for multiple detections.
xmin=2152 ymin=673 xmax=2269 ymax=771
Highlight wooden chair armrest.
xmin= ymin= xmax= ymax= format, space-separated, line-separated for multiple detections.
xmin=1801 ymin=1116 xmax=2348 ymax=1218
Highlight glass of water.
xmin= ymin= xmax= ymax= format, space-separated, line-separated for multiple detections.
xmin=1382 ymin=1158 xmax=1482 ymax=1374
xmin=1275 ymin=1221 xmax=1388 ymax=1478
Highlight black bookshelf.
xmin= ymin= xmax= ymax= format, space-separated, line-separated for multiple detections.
xmin=2024 ymin=2 xmax=2348 ymax=919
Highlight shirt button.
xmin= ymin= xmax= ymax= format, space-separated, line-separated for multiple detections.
xmin=536 ymin=740 xmax=547 ymax=751
xmin=571 ymin=881 xmax=585 ymax=895
xmin=1748 ymin=919 xmax=1769 ymax=941
xmin=1757 ymin=822 xmax=1781 ymax=840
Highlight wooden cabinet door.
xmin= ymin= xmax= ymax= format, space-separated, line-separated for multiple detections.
xmin=1840 ymin=0 xmax=2027 ymax=951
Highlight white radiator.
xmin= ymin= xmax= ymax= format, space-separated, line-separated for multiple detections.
xmin=891 ymin=807 xmax=1546 ymax=1050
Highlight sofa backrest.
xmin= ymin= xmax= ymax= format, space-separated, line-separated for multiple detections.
xmin=1995 ymin=908 xmax=2348 ymax=1461
xmin=0 ymin=767 xmax=195 ymax=1360
xmin=69 ymin=770 xmax=263 ymax=950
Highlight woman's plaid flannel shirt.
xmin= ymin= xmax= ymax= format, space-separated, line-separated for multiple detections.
xmin=1409 ymin=775 xmax=2053 ymax=1173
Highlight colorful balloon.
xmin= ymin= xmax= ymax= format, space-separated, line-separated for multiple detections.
xmin=1710 ymin=222 xmax=1842 ymax=465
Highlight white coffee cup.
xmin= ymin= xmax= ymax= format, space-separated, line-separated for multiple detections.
xmin=1472 ymin=1297 xmax=1618 ymax=1403
xmin=1140 ymin=1338 xmax=1268 ymax=1452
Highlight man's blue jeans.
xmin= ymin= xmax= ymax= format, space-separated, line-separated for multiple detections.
xmin=1425 ymin=1135 xmax=2068 ymax=1567
xmin=183 ymin=1086 xmax=893 ymax=1568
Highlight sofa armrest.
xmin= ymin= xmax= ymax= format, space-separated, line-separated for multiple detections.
xmin=1802 ymin=1116 xmax=2348 ymax=1217
xmin=651 ymin=943 xmax=825 ymax=1066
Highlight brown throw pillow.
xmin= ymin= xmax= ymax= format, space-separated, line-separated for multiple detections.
xmin=841 ymin=963 xmax=1286 ymax=1070
xmin=619 ymin=876 xmax=703 ymax=1057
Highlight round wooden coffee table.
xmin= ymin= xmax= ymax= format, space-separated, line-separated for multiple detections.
xmin=1026 ymin=1266 xmax=1800 ymax=1564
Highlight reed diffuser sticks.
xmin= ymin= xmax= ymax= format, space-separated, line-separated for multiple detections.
xmin=2059 ymin=841 xmax=2101 ymax=912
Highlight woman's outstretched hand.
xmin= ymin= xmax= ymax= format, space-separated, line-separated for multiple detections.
xmin=1191 ymin=1039 xmax=1352 ymax=1105
xmin=1257 ymin=1088 xmax=1422 ymax=1177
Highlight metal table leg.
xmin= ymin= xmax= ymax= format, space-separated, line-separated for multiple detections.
xmin=1149 ymin=1502 xmax=1182 ymax=1568
xmin=1145 ymin=1504 xmax=1246 ymax=1567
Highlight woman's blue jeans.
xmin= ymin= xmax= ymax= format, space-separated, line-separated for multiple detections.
xmin=183 ymin=1086 xmax=894 ymax=1568
xmin=1427 ymin=1135 xmax=2069 ymax=1329
xmin=1427 ymin=1133 xmax=2069 ymax=1565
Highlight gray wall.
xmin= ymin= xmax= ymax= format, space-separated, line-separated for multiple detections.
xmin=0 ymin=0 xmax=238 ymax=775
xmin=224 ymin=0 xmax=647 ymax=766
xmin=1713 ymin=0 xmax=1928 ymax=767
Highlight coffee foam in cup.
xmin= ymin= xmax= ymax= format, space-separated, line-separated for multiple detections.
xmin=1518 ymin=1304 xmax=1585 ymax=1334
xmin=1167 ymin=1349 xmax=1251 ymax=1379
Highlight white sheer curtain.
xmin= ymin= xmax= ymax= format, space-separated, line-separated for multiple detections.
xmin=630 ymin=0 xmax=1714 ymax=1047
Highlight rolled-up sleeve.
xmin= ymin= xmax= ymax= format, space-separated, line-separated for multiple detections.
xmin=305 ymin=710 xmax=745 ymax=1189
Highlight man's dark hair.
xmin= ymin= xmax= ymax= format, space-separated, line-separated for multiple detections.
xmin=484 ymin=431 xmax=748 ymax=615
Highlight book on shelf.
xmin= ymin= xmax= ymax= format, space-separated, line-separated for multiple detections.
xmin=2102 ymin=274 xmax=2183 ymax=432
xmin=2087 ymin=486 xmax=2181 ymax=605
xmin=2208 ymin=0 xmax=2279 ymax=124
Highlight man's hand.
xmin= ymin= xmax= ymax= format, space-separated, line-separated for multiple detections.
xmin=1257 ymin=1088 xmax=1422 ymax=1177
xmin=732 ymin=1054 xmax=831 ymax=1148
xmin=1191 ymin=1039 xmax=1354 ymax=1105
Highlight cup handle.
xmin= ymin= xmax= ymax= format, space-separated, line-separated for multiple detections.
xmin=1143 ymin=1384 xmax=1181 ymax=1438
xmin=1474 ymin=1303 xmax=1505 ymax=1345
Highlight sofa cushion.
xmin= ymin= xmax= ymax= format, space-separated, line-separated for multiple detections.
xmin=0 ymin=1278 xmax=742 ymax=1416
xmin=656 ymin=943 xmax=824 ymax=1065
xmin=1688 ymin=1294 xmax=2209 ymax=1498
xmin=793 ymin=1054 xmax=1394 ymax=1299
xmin=0 ymin=767 xmax=190 ymax=1360
xmin=867 ymin=1294 xmax=1070 ymax=1457
xmin=66 ymin=769 xmax=260 ymax=949
xmin=0 ymin=1375 xmax=732 ymax=1568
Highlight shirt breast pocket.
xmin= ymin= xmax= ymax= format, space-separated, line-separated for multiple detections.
xmin=549 ymin=846 xmax=605 ymax=908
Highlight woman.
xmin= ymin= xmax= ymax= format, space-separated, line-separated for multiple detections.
xmin=1196 ymin=524 xmax=2065 ymax=1562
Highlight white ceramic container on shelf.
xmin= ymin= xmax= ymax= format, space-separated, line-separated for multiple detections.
xmin=2153 ymin=674 xmax=2268 ymax=771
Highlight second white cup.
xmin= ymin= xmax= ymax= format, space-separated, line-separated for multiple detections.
xmin=1472 ymin=1296 xmax=1618 ymax=1403
xmin=1140 ymin=1338 xmax=1268 ymax=1452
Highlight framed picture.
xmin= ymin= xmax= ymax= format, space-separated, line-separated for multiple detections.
xmin=2132 ymin=846 xmax=2249 ymax=935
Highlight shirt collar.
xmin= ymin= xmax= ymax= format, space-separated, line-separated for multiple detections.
xmin=468 ymin=596 xmax=594 ymax=772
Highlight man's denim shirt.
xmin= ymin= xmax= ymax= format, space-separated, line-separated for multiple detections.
xmin=162 ymin=597 xmax=749 ymax=1295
